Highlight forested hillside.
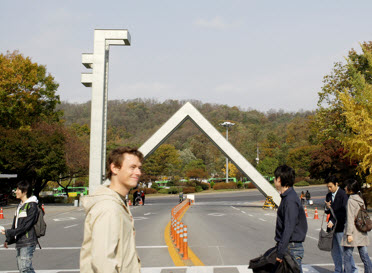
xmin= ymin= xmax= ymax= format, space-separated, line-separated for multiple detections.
xmin=58 ymin=99 xmax=316 ymax=180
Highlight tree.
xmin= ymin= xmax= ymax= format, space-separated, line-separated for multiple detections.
xmin=286 ymin=145 xmax=317 ymax=177
xmin=309 ymin=139 xmax=357 ymax=180
xmin=222 ymin=162 xmax=239 ymax=178
xmin=257 ymin=157 xmax=279 ymax=177
xmin=0 ymin=51 xmax=61 ymax=129
xmin=142 ymin=144 xmax=181 ymax=177
xmin=0 ymin=122 xmax=67 ymax=197
xmin=313 ymin=42 xmax=372 ymax=142
xmin=339 ymin=45 xmax=372 ymax=184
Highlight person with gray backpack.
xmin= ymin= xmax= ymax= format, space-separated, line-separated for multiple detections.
xmin=1 ymin=181 xmax=40 ymax=273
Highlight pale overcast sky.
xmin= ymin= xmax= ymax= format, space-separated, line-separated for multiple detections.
xmin=1 ymin=1 xmax=371 ymax=112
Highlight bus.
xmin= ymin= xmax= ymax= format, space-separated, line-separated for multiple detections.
xmin=207 ymin=177 xmax=237 ymax=183
xmin=155 ymin=180 xmax=170 ymax=189
xmin=53 ymin=186 xmax=88 ymax=197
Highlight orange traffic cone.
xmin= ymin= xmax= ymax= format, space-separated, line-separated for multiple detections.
xmin=314 ymin=207 xmax=319 ymax=220
xmin=41 ymin=204 xmax=45 ymax=213
xmin=0 ymin=207 xmax=4 ymax=219
xmin=304 ymin=206 xmax=309 ymax=218
xmin=128 ymin=200 xmax=132 ymax=206
xmin=139 ymin=199 xmax=143 ymax=205
xmin=326 ymin=213 xmax=330 ymax=222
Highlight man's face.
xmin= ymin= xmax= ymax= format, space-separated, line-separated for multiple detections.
xmin=274 ymin=177 xmax=281 ymax=191
xmin=113 ymin=153 xmax=142 ymax=190
xmin=15 ymin=188 xmax=27 ymax=200
xmin=327 ymin=182 xmax=338 ymax=193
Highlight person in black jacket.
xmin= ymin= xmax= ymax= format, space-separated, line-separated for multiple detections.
xmin=274 ymin=165 xmax=308 ymax=273
xmin=1 ymin=181 xmax=39 ymax=273
xmin=325 ymin=175 xmax=356 ymax=273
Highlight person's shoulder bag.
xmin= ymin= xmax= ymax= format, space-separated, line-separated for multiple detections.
xmin=318 ymin=206 xmax=337 ymax=251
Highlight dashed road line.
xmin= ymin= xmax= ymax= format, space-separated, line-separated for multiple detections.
xmin=258 ymin=218 xmax=266 ymax=222
xmin=64 ymin=224 xmax=78 ymax=229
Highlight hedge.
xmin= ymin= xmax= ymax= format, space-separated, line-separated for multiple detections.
xmin=213 ymin=182 xmax=237 ymax=190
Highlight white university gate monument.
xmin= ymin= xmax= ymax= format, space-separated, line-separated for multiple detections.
xmin=81 ymin=28 xmax=281 ymax=206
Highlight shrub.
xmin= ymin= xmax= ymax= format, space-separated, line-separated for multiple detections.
xmin=244 ymin=182 xmax=256 ymax=189
xmin=168 ymin=186 xmax=182 ymax=194
xmin=210 ymin=181 xmax=215 ymax=188
xmin=237 ymin=181 xmax=243 ymax=189
xmin=305 ymin=178 xmax=324 ymax=185
xmin=144 ymin=188 xmax=157 ymax=194
xmin=186 ymin=180 xmax=197 ymax=187
xmin=158 ymin=189 xmax=169 ymax=194
xmin=195 ymin=186 xmax=203 ymax=192
xmin=213 ymin=182 xmax=237 ymax=190
xmin=200 ymin=182 xmax=210 ymax=190
xmin=183 ymin=187 xmax=196 ymax=194
xmin=151 ymin=183 xmax=160 ymax=191
xmin=294 ymin=181 xmax=310 ymax=187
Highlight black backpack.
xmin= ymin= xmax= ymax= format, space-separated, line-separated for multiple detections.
xmin=355 ymin=205 xmax=372 ymax=233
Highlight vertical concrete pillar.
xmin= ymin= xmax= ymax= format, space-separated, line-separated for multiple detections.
xmin=81 ymin=29 xmax=131 ymax=194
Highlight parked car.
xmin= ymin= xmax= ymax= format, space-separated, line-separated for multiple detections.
xmin=0 ymin=194 xmax=8 ymax=206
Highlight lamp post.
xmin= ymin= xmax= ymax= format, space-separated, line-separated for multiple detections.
xmin=220 ymin=121 xmax=235 ymax=183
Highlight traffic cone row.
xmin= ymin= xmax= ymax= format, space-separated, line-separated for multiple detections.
xmin=0 ymin=207 xmax=4 ymax=219
xmin=304 ymin=206 xmax=321 ymax=220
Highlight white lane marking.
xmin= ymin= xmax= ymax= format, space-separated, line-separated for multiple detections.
xmin=258 ymin=218 xmax=266 ymax=222
xmin=231 ymin=206 xmax=240 ymax=210
xmin=64 ymin=224 xmax=78 ymax=229
xmin=0 ymin=245 xmax=168 ymax=250
xmin=264 ymin=213 xmax=276 ymax=217
xmin=306 ymin=235 xmax=318 ymax=240
xmin=315 ymin=228 xmax=320 ymax=231
xmin=241 ymin=211 xmax=246 ymax=214
xmin=136 ymin=245 xmax=168 ymax=248
xmin=208 ymin=213 xmax=225 ymax=217
xmin=248 ymin=214 xmax=253 ymax=217
xmin=144 ymin=212 xmax=151 ymax=215
xmin=53 ymin=217 xmax=76 ymax=222
xmin=133 ymin=217 xmax=148 ymax=221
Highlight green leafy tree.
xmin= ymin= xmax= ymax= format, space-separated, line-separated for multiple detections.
xmin=142 ymin=144 xmax=181 ymax=177
xmin=339 ymin=45 xmax=372 ymax=184
xmin=257 ymin=157 xmax=279 ymax=176
xmin=0 ymin=51 xmax=61 ymax=128
xmin=313 ymin=42 xmax=372 ymax=142
xmin=286 ymin=145 xmax=317 ymax=177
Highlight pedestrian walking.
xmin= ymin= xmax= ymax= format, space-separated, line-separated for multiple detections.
xmin=179 ymin=191 xmax=184 ymax=203
xmin=325 ymin=175 xmax=356 ymax=273
xmin=80 ymin=147 xmax=143 ymax=273
xmin=141 ymin=190 xmax=145 ymax=205
xmin=305 ymin=190 xmax=311 ymax=205
xmin=300 ymin=191 xmax=305 ymax=206
xmin=274 ymin=165 xmax=308 ymax=273
xmin=1 ymin=181 xmax=39 ymax=273
xmin=342 ymin=179 xmax=372 ymax=273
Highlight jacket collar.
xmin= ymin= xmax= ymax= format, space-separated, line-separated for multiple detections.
xmin=280 ymin=187 xmax=294 ymax=198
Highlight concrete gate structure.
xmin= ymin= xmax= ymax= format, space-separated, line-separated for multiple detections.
xmin=138 ymin=102 xmax=280 ymax=206
xmin=81 ymin=29 xmax=280 ymax=206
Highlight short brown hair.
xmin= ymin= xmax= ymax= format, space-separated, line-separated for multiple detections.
xmin=106 ymin=147 xmax=144 ymax=180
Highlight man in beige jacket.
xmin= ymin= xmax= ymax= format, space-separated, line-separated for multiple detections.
xmin=80 ymin=147 xmax=143 ymax=273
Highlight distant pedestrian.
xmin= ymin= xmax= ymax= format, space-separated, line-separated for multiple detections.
xmin=179 ymin=191 xmax=184 ymax=203
xmin=141 ymin=190 xmax=145 ymax=205
xmin=1 ymin=181 xmax=39 ymax=273
xmin=300 ymin=191 xmax=305 ymax=206
xmin=80 ymin=147 xmax=143 ymax=273
xmin=305 ymin=190 xmax=311 ymax=205
xmin=274 ymin=165 xmax=308 ymax=273
xmin=325 ymin=175 xmax=356 ymax=273
xmin=342 ymin=179 xmax=372 ymax=273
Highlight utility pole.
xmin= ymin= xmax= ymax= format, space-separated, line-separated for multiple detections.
xmin=220 ymin=121 xmax=235 ymax=183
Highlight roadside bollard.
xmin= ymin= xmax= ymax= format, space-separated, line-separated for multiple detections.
xmin=182 ymin=225 xmax=188 ymax=260
xmin=176 ymin=221 xmax=180 ymax=250
xmin=179 ymin=223 xmax=184 ymax=255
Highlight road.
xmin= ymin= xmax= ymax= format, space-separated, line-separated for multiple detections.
xmin=0 ymin=185 xmax=371 ymax=272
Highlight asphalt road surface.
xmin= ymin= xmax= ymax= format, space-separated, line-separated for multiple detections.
xmin=0 ymin=186 xmax=371 ymax=273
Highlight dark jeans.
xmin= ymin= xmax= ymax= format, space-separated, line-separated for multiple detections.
xmin=288 ymin=242 xmax=304 ymax=273
xmin=16 ymin=245 xmax=36 ymax=273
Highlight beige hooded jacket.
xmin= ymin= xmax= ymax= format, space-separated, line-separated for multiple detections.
xmin=80 ymin=185 xmax=141 ymax=273
xmin=342 ymin=194 xmax=369 ymax=247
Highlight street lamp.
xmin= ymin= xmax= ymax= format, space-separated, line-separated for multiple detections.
xmin=220 ymin=121 xmax=235 ymax=183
